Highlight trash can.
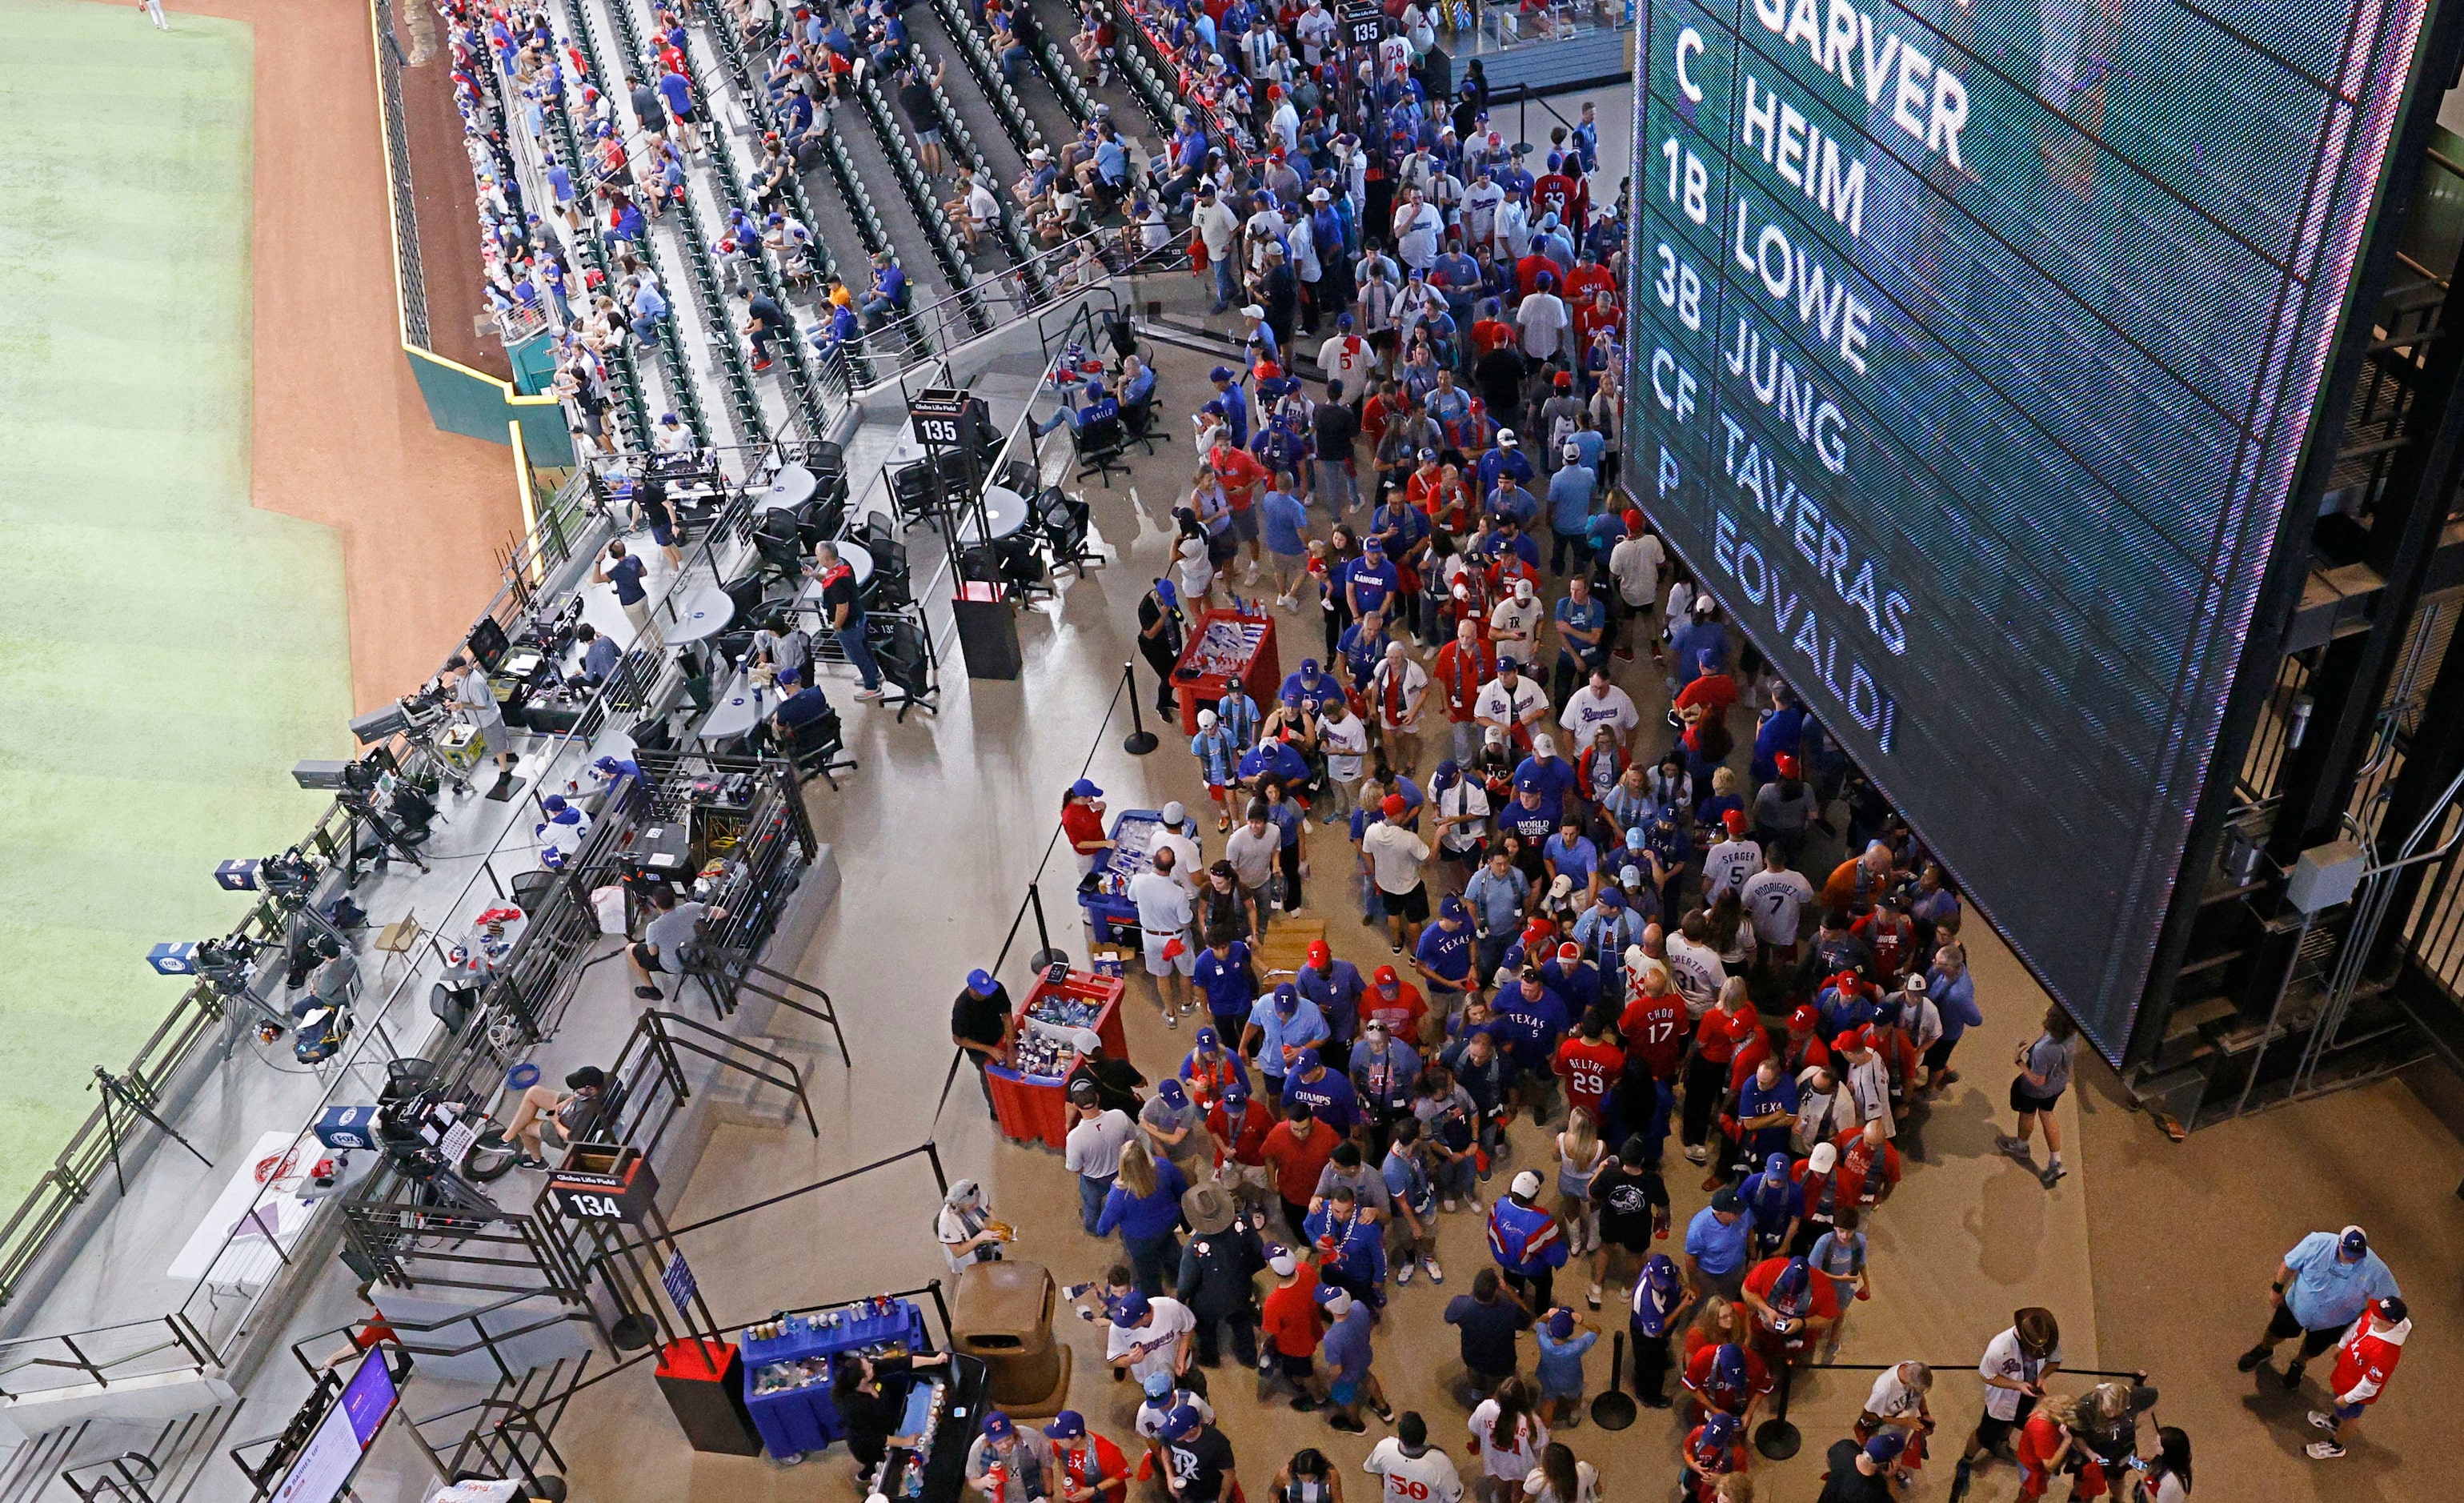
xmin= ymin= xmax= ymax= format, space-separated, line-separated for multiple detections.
xmin=951 ymin=1261 xmax=1070 ymax=1417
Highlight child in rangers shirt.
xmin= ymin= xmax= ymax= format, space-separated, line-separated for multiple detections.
xmin=2307 ymin=1297 xmax=2410 ymax=1459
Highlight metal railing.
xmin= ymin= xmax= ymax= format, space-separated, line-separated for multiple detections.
xmin=372 ymin=0 xmax=431 ymax=350
xmin=850 ymin=228 xmax=1178 ymax=393
xmin=0 ymin=440 xmax=768 ymax=1335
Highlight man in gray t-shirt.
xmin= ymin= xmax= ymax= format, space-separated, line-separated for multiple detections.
xmin=1997 ymin=1009 xmax=2080 ymax=1188
xmin=628 ymin=888 xmax=727 ymax=1000
xmin=1224 ymin=805 xmax=1281 ymax=938
xmin=1140 ymin=1079 xmax=1212 ymax=1172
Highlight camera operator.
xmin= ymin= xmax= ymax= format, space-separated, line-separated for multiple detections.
xmin=446 ymin=654 xmax=519 ymax=796
xmin=291 ymin=936 xmax=359 ymax=1019
xmin=504 ymin=1065 xmax=615 ymax=1170
xmin=627 ymin=885 xmax=728 ymax=1001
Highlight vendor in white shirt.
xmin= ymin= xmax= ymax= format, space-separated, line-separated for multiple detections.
xmin=1128 ymin=846 xmax=1198 ymax=1018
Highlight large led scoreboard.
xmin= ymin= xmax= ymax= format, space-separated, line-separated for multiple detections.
xmin=1625 ymin=0 xmax=2434 ymax=1054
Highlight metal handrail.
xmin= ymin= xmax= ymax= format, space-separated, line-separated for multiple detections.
xmin=853 ymin=230 xmax=1180 ymax=392
xmin=372 ymin=0 xmax=430 ymax=349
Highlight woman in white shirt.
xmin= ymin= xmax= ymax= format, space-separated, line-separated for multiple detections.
xmin=1517 ymin=1444 xmax=1595 ymax=1503
xmin=936 ymin=1180 xmax=1008 ymax=1271
xmin=1465 ymin=1377 xmax=1549 ymax=1503
xmin=2130 ymin=1426 xmax=2193 ymax=1503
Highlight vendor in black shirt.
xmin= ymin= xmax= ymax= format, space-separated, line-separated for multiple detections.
xmin=1064 ymin=1029 xmax=1146 ymax=1116
xmin=1157 ymin=1406 xmax=1236 ymax=1503
xmin=831 ymin=1347 xmax=952 ymax=1489
xmin=952 ymin=968 xmax=1014 ymax=1119
xmin=1136 ymin=579 xmax=1185 ymax=719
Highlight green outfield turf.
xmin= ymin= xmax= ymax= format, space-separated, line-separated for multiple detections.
xmin=0 ymin=3 xmax=352 ymax=1211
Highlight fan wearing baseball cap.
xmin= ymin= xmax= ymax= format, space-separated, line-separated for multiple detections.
xmin=950 ymin=968 xmax=1014 ymax=1120
xmin=1296 ymin=940 xmax=1368 ymax=1056
xmin=1360 ymin=962 xmax=1428 ymax=1043
xmin=1820 ymin=1426 xmax=1901 ymax=1502
xmin=2240 ymin=1223 xmax=2402 ymax=1391
xmin=1063 ymin=779 xmax=1114 ymax=874
xmin=1156 ymin=1402 xmax=1240 ymax=1503
xmin=1363 ymin=792 xmax=1436 ymax=954
xmin=2307 ymin=1295 xmax=2411 ymax=1458
xmin=1488 ymin=1168 xmax=1569 ymax=1310
xmin=965 ymin=1407 xmax=1056 ymax=1503
xmin=1042 ymin=1412 xmax=1128 ymax=1503
xmin=1701 ymin=808 xmax=1765 ymax=903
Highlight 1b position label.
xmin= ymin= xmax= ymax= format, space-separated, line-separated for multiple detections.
xmin=1622 ymin=0 xmax=2432 ymax=1055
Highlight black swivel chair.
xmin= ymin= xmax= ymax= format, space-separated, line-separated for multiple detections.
xmin=862 ymin=539 xmax=914 ymax=615
xmin=1071 ymin=412 xmax=1131 ymax=487
xmin=855 ymin=511 xmax=900 ymax=559
xmin=753 ymin=515 xmax=806 ymax=585
xmin=1039 ymin=487 xmax=1098 ymax=576
xmin=783 ymin=707 xmax=857 ymax=789
xmin=719 ymin=572 xmax=770 ymax=624
xmin=1121 ymin=393 xmax=1169 ymax=455
xmin=891 ymin=462 xmax=940 ymax=527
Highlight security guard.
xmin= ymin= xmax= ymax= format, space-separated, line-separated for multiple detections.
xmin=1174 ymin=1183 xmax=1265 ymax=1369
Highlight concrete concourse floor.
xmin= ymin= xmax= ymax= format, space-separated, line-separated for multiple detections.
xmin=529 ymin=338 xmax=2454 ymax=1503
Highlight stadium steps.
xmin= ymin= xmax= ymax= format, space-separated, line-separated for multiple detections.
xmin=687 ymin=9 xmax=878 ymax=391
xmin=584 ymin=0 xmax=768 ymax=447
xmin=844 ymin=62 xmax=992 ymax=335
xmin=553 ymin=0 xmax=723 ymax=447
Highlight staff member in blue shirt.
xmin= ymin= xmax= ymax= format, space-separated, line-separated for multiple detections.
xmin=1243 ymin=984 xmax=1328 ymax=1106
xmin=1192 ymin=935 xmax=1257 ymax=1040
xmin=2238 ymin=1224 xmax=2401 ymax=1389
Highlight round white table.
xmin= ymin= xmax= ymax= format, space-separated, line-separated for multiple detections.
xmin=699 ymin=671 xmax=769 ymax=742
xmin=799 ymin=540 xmax=875 ymax=599
xmin=664 ymin=586 xmax=736 ymax=643
xmin=758 ymin=464 xmax=818 ymax=511
xmin=958 ymin=485 xmax=1032 ymax=545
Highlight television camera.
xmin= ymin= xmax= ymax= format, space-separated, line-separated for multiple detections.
xmin=317 ymin=1079 xmax=522 ymax=1239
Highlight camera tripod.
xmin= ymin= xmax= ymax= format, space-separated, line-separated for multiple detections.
xmin=338 ymin=789 xmax=431 ymax=883
xmin=402 ymin=1151 xmax=503 ymax=1246
xmin=398 ymin=708 xmax=473 ymax=796
xmin=90 ymin=1068 xmax=211 ymax=1196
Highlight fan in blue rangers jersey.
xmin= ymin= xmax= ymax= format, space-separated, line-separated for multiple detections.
xmin=1192 ymin=939 xmax=1258 ymax=1040
xmin=1490 ymin=969 xmax=1572 ymax=1080
xmin=1487 ymin=1169 xmax=1569 ymax=1309
xmin=1304 ymin=1187 xmax=1389 ymax=1306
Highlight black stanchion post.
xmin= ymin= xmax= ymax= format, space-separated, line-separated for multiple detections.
xmin=1122 ymin=661 xmax=1159 ymax=754
xmin=1756 ymin=1356 xmax=1803 ymax=1460
xmin=1027 ymin=882 xmax=1069 ymax=972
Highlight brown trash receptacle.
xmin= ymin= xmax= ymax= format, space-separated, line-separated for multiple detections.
xmin=952 ymin=1261 xmax=1068 ymax=1416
